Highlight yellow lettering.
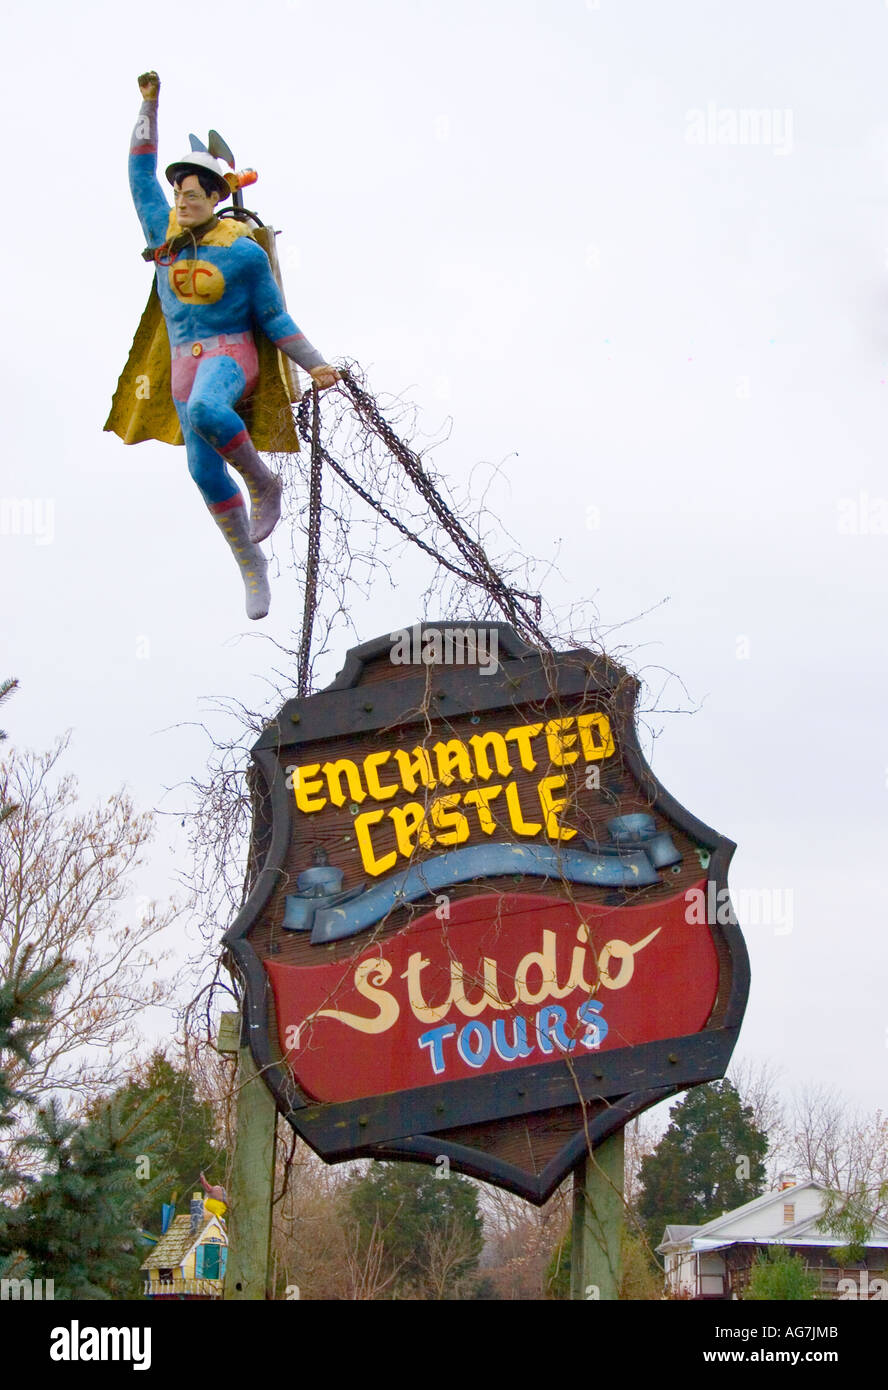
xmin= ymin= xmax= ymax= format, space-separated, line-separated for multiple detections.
xmin=433 ymin=738 xmax=473 ymax=786
xmin=512 ymin=929 xmax=573 ymax=1004
xmin=504 ymin=722 xmax=543 ymax=771
xmin=363 ymin=750 xmax=398 ymax=801
xmin=468 ymin=731 xmax=513 ymax=780
xmin=315 ymin=956 xmax=399 ymax=1033
xmin=293 ymin=763 xmax=327 ymax=813
xmin=537 ymin=773 xmax=577 ymax=841
xmin=576 ymin=712 xmax=615 ymax=762
xmin=452 ymin=958 xmax=511 ymax=1017
xmin=390 ymin=801 xmax=435 ymax=858
xmin=567 ymin=923 xmax=598 ymax=992
xmin=394 ymin=746 xmax=437 ymax=794
xmin=545 ymin=717 xmax=579 ymax=767
xmin=402 ymin=952 xmax=454 ymax=1023
xmin=463 ymin=785 xmax=502 ymax=835
xmin=322 ymin=758 xmax=366 ymax=807
xmin=429 ymin=793 xmax=470 ymax=846
xmin=597 ymin=928 xmax=660 ymax=990
xmin=504 ymin=781 xmax=542 ymax=837
xmin=354 ymin=807 xmax=397 ymax=877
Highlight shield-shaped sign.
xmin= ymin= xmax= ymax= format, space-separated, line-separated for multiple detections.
xmin=223 ymin=624 xmax=749 ymax=1203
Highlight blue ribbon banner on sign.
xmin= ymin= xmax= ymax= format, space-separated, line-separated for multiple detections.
xmin=283 ymin=815 xmax=681 ymax=944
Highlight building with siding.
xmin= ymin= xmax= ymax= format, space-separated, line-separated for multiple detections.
xmin=657 ymin=1177 xmax=888 ymax=1300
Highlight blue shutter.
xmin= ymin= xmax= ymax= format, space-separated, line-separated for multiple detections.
xmin=194 ymin=1245 xmax=205 ymax=1278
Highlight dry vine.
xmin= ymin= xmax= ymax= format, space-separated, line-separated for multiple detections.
xmin=168 ymin=362 xmax=697 ymax=1293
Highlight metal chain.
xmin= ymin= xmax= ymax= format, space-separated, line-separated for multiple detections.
xmin=292 ymin=368 xmax=549 ymax=680
xmin=296 ymin=399 xmax=479 ymax=583
xmin=337 ymin=369 xmax=545 ymax=638
xmin=296 ymin=385 xmax=323 ymax=697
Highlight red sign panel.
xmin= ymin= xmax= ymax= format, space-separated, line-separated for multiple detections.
xmin=268 ymin=885 xmax=718 ymax=1104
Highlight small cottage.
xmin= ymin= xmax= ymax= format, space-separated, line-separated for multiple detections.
xmin=657 ymin=1176 xmax=888 ymax=1300
xmin=141 ymin=1194 xmax=228 ymax=1300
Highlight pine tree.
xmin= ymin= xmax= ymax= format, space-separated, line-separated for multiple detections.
xmin=0 ymin=939 xmax=167 ymax=1298
xmin=637 ymin=1080 xmax=769 ymax=1247
xmin=92 ymin=1050 xmax=226 ymax=1231
xmin=0 ymin=952 xmax=69 ymax=1150
xmin=10 ymin=1091 xmax=167 ymax=1299
xmin=0 ymin=677 xmax=18 ymax=826
xmin=0 ymin=952 xmax=69 ymax=1283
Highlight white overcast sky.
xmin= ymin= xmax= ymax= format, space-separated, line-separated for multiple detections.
xmin=1 ymin=0 xmax=886 ymax=1120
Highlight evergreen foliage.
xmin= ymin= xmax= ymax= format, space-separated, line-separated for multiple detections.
xmin=0 ymin=953 xmax=166 ymax=1296
xmin=90 ymin=1050 xmax=226 ymax=1231
xmin=637 ymin=1080 xmax=769 ymax=1247
xmin=6 ymin=1092 xmax=165 ymax=1299
xmin=0 ymin=677 xmax=18 ymax=826
xmin=0 ymin=952 xmax=69 ymax=1150
xmin=0 ymin=953 xmax=70 ymax=1285
xmin=745 ymin=1246 xmax=820 ymax=1301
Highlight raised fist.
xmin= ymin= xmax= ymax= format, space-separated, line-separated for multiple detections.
xmin=138 ymin=71 xmax=160 ymax=101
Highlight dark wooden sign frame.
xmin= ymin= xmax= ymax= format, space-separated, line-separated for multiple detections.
xmin=223 ymin=624 xmax=749 ymax=1204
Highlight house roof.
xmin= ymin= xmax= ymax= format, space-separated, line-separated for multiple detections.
xmin=657 ymin=1180 xmax=888 ymax=1254
xmin=139 ymin=1214 xmax=225 ymax=1271
xmin=660 ymin=1224 xmax=701 ymax=1248
xmin=767 ymin=1206 xmax=888 ymax=1246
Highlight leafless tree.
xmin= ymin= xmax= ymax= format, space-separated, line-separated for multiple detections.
xmin=342 ymin=1209 xmax=409 ymax=1301
xmin=786 ymin=1085 xmax=888 ymax=1215
xmin=480 ymin=1181 xmax=571 ymax=1299
xmin=418 ymin=1213 xmax=485 ymax=1299
xmin=0 ymin=734 xmax=180 ymax=1110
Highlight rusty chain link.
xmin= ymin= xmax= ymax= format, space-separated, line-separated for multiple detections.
xmin=293 ymin=367 xmax=548 ymax=689
xmin=295 ymin=384 xmax=323 ymax=697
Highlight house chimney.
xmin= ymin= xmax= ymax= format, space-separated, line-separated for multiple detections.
xmin=190 ymin=1193 xmax=203 ymax=1234
xmin=779 ymin=1173 xmax=797 ymax=1191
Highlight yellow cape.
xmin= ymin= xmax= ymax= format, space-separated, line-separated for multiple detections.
xmin=104 ymin=219 xmax=300 ymax=453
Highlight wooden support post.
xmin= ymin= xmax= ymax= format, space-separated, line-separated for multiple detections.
xmin=570 ymin=1129 xmax=625 ymax=1301
xmin=219 ymin=1012 xmax=277 ymax=1300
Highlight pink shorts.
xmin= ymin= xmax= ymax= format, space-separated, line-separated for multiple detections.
xmin=171 ymin=338 xmax=259 ymax=404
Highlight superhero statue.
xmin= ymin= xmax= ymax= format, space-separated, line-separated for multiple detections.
xmin=107 ymin=71 xmax=338 ymax=620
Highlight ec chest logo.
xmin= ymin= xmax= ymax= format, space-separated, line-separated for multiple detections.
xmin=168 ymin=260 xmax=226 ymax=304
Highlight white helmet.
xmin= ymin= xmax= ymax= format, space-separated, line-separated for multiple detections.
xmin=165 ymin=151 xmax=230 ymax=200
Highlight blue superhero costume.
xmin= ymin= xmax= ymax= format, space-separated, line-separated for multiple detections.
xmin=126 ymin=96 xmax=330 ymax=619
